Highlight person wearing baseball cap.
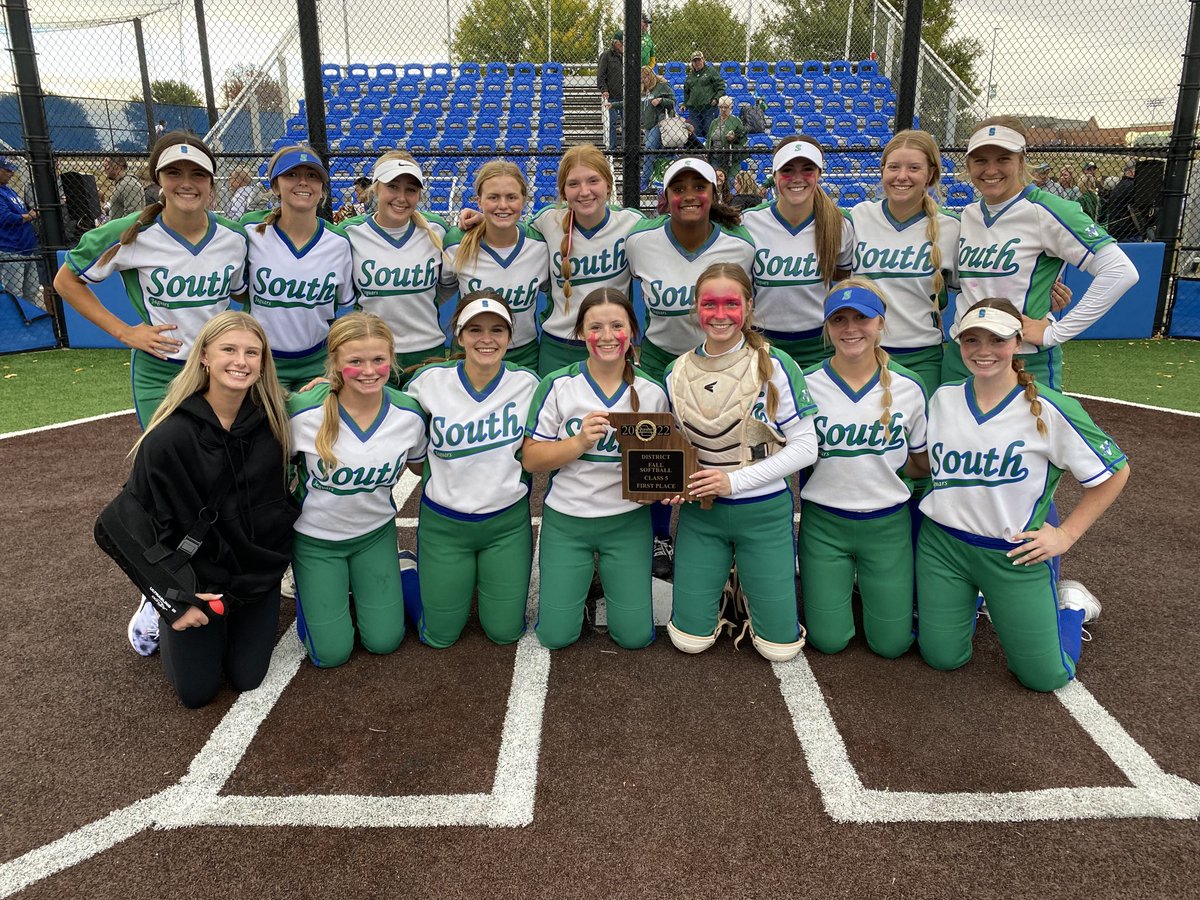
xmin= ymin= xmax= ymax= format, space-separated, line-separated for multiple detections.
xmin=640 ymin=13 xmax=655 ymax=67
xmin=404 ymin=290 xmax=540 ymax=649
xmin=340 ymin=150 xmax=452 ymax=385
xmin=916 ymin=294 xmax=1130 ymax=693
xmin=240 ymin=144 xmax=354 ymax=390
xmin=947 ymin=116 xmax=1137 ymax=390
xmin=739 ymin=135 xmax=854 ymax=369
xmin=798 ymin=277 xmax=929 ymax=661
xmin=682 ymin=48 xmax=726 ymax=141
xmin=597 ymin=28 xmax=624 ymax=150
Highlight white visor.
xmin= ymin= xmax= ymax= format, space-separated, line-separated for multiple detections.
xmin=455 ymin=297 xmax=513 ymax=336
xmin=772 ymin=141 xmax=824 ymax=173
xmin=155 ymin=144 xmax=214 ymax=175
xmin=966 ymin=124 xmax=1026 ymax=155
xmin=949 ymin=307 xmax=1022 ymax=342
xmin=663 ymin=157 xmax=716 ymax=189
xmin=373 ymin=158 xmax=424 ymax=186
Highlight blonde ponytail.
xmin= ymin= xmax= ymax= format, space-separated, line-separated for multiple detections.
xmin=874 ymin=345 xmax=894 ymax=427
xmin=920 ymin=191 xmax=945 ymax=323
xmin=255 ymin=206 xmax=283 ymax=235
xmin=560 ymin=207 xmax=575 ymax=311
xmin=1013 ymin=358 xmax=1048 ymax=437
xmin=744 ymin=330 xmax=780 ymax=421
xmin=314 ymin=389 xmax=342 ymax=471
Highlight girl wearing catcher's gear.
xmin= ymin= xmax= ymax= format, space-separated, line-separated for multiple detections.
xmin=799 ymin=280 xmax=929 ymax=658
xmin=443 ymin=162 xmax=548 ymax=371
xmin=945 ymin=116 xmax=1137 ymax=389
xmin=240 ymin=145 xmax=355 ymax=390
xmin=405 ymin=293 xmax=539 ymax=647
xmin=341 ymin=151 xmax=456 ymax=385
xmin=917 ymin=299 xmax=1129 ymax=692
xmin=287 ymin=312 xmax=427 ymax=667
xmin=740 ymin=137 xmax=854 ymax=370
xmin=122 ymin=311 xmax=297 ymax=708
xmin=523 ymin=289 xmax=668 ymax=650
xmin=56 ymin=133 xmax=247 ymax=428
xmin=663 ymin=263 xmax=818 ymax=662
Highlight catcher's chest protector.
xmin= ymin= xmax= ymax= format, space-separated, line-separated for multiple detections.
xmin=672 ymin=345 xmax=784 ymax=471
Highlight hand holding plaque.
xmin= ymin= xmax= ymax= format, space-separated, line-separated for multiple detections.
xmin=609 ymin=411 xmax=713 ymax=510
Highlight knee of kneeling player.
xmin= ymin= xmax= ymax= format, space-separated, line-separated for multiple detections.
xmin=749 ymin=630 xmax=805 ymax=663
xmin=667 ymin=619 xmax=718 ymax=654
xmin=1012 ymin=662 xmax=1072 ymax=694
xmin=535 ymin=622 xmax=581 ymax=650
xmin=805 ymin=627 xmax=850 ymax=655
xmin=172 ymin=677 xmax=222 ymax=710
xmin=866 ymin=630 xmax=915 ymax=660
xmin=917 ymin=635 xmax=971 ymax=672
xmin=360 ymin=626 xmax=405 ymax=656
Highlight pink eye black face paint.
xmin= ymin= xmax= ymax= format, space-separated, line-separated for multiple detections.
xmin=586 ymin=331 xmax=629 ymax=354
xmin=341 ymin=365 xmax=362 ymax=379
xmin=697 ymin=295 xmax=745 ymax=330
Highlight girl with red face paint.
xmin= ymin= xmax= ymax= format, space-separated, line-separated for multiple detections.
xmin=523 ymin=289 xmax=669 ymax=650
xmin=662 ymin=263 xmax=819 ymax=662
xmin=740 ymin=136 xmax=855 ymax=369
xmin=286 ymin=312 xmax=429 ymax=668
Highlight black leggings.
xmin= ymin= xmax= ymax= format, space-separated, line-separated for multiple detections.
xmin=159 ymin=588 xmax=281 ymax=709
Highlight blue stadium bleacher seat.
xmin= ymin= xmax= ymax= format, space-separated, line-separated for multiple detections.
xmin=763 ymin=98 xmax=786 ymax=120
xmin=756 ymin=79 xmax=779 ymax=98
xmin=512 ymin=80 xmax=534 ymax=100
xmin=769 ymin=120 xmax=795 ymax=142
xmin=427 ymin=186 xmax=452 ymax=214
xmin=864 ymin=113 xmax=891 ymax=144
xmin=945 ymin=182 xmax=975 ymax=209
xmin=420 ymin=97 xmax=443 ymax=118
xmin=665 ymin=61 xmax=686 ymax=82
xmin=511 ymin=97 xmax=533 ymax=119
xmin=803 ymin=114 xmax=833 ymax=144
xmin=454 ymin=78 xmax=478 ymax=99
xmin=540 ymin=119 xmax=562 ymax=143
xmin=941 ymin=155 xmax=956 ymax=174
xmin=471 ymin=136 xmax=498 ymax=152
xmin=373 ymin=138 xmax=397 ymax=152
xmin=508 ymin=119 xmax=532 ymax=141
xmin=727 ymin=77 xmax=748 ymax=96
xmin=821 ymin=96 xmax=847 ymax=115
xmin=747 ymin=60 xmax=770 ymax=79
xmin=857 ymin=59 xmax=879 ymax=76
xmin=830 ymin=60 xmax=852 ymax=78
xmin=541 ymin=61 xmax=563 ymax=78
xmin=541 ymin=75 xmax=564 ymax=96
xmin=425 ymin=80 xmax=449 ymax=101
xmin=824 ymin=152 xmax=850 ymax=176
xmin=514 ymin=61 xmax=535 ymax=81
xmin=359 ymin=98 xmax=383 ymax=119
xmin=882 ymin=97 xmax=897 ymax=116
xmin=781 ymin=77 xmax=804 ymax=99
xmin=449 ymin=97 xmax=474 ymax=118
xmin=871 ymin=76 xmax=894 ymax=97
xmin=386 ymin=98 xmax=413 ymax=118
xmin=328 ymin=98 xmax=352 ymax=119
xmin=748 ymin=133 xmax=773 ymax=151
xmin=812 ymin=76 xmax=834 ymax=98
xmin=440 ymin=137 xmax=465 ymax=152
xmin=366 ymin=80 xmax=392 ymax=100
xmin=540 ymin=96 xmax=563 ymax=119
xmin=793 ymin=95 xmax=816 ymax=116
xmin=801 ymin=60 xmax=824 ymax=79
xmin=476 ymin=118 xmax=501 ymax=142
xmin=346 ymin=63 xmax=369 ymax=82
xmin=841 ymin=77 xmax=863 ymax=97
xmin=486 ymin=61 xmax=508 ymax=80
xmin=403 ymin=63 xmax=425 ymax=79
xmin=411 ymin=118 xmax=437 ymax=142
xmin=271 ymin=137 xmax=291 ymax=152
xmin=481 ymin=80 xmax=506 ymax=101
xmin=337 ymin=80 xmax=362 ymax=102
xmin=444 ymin=117 xmax=470 ymax=142
xmin=458 ymin=61 xmax=481 ymax=79
xmin=853 ymin=97 xmax=874 ymax=116
xmin=431 ymin=62 xmax=452 ymax=80
xmin=479 ymin=98 xmax=502 ymax=119
xmin=776 ymin=60 xmax=797 ymax=79
xmin=720 ymin=61 xmax=741 ymax=78
xmin=537 ymin=135 xmax=562 ymax=152
xmin=407 ymin=135 xmax=432 ymax=151
xmin=285 ymin=116 xmax=307 ymax=138
xmin=347 ymin=116 xmax=374 ymax=140
xmin=505 ymin=135 xmax=530 ymax=153
xmin=396 ymin=79 xmax=420 ymax=103
xmin=838 ymin=183 xmax=868 ymax=207
xmin=375 ymin=63 xmax=397 ymax=80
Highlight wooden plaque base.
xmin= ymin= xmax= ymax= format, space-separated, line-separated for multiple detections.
xmin=610 ymin=412 xmax=712 ymax=509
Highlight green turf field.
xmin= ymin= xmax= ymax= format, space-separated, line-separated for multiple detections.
xmin=1 ymin=339 xmax=1197 ymax=434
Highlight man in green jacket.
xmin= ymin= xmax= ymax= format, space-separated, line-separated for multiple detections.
xmin=640 ymin=14 xmax=655 ymax=67
xmin=682 ymin=50 xmax=725 ymax=143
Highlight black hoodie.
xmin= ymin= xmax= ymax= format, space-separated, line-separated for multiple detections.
xmin=126 ymin=392 xmax=298 ymax=603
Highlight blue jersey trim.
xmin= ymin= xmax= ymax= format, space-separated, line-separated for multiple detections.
xmin=810 ymin=500 xmax=906 ymax=520
xmin=421 ymin=487 xmax=530 ymax=522
xmin=934 ymin=519 xmax=1022 ymax=552
xmin=761 ymin=325 xmax=823 ymax=341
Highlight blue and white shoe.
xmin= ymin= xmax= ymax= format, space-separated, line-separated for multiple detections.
xmin=127 ymin=596 xmax=160 ymax=656
xmin=398 ymin=550 xmax=422 ymax=626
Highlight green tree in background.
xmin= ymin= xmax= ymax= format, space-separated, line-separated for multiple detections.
xmin=452 ymin=0 xmax=614 ymax=65
xmin=650 ymin=0 xmax=748 ymax=66
xmin=131 ymin=79 xmax=202 ymax=107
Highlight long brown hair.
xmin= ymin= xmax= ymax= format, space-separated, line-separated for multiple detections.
xmin=772 ymin=134 xmax=843 ymax=287
xmin=316 ymin=312 xmax=396 ymax=469
xmin=574 ymin=288 xmax=641 ymax=412
xmin=962 ymin=297 xmax=1046 ymax=436
xmin=257 ymin=143 xmax=328 ymax=234
xmin=694 ymin=263 xmax=779 ymax=420
xmin=99 ymin=131 xmax=216 ymax=267
xmin=881 ymin=129 xmax=945 ymax=319
xmin=455 ymin=160 xmax=528 ymax=270
xmin=823 ymin=277 xmax=892 ymax=427
xmin=556 ymin=144 xmax=613 ymax=309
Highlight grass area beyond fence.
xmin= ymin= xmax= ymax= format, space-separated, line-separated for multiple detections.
xmin=1 ymin=339 xmax=1197 ymax=435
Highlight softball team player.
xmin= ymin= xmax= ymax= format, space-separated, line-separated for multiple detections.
xmin=946 ymin=117 xmax=1138 ymax=389
xmin=122 ymin=311 xmax=297 ymax=707
xmin=625 ymin=157 xmax=756 ymax=384
xmin=444 ymin=162 xmax=548 ymax=371
xmin=799 ymin=280 xmax=928 ymax=658
xmin=917 ymin=299 xmax=1129 ymax=691
xmin=523 ymin=288 xmax=668 ymax=650
xmin=663 ymin=263 xmax=818 ymax=662
xmin=287 ymin=312 xmax=428 ymax=667
xmin=741 ymin=137 xmax=854 ymax=370
xmin=55 ymin=132 xmax=247 ymax=427
xmin=241 ymin=145 xmax=354 ymax=390
xmin=405 ymin=292 xmax=539 ymax=647
xmin=529 ymin=144 xmax=646 ymax=376
xmin=341 ymin=151 xmax=454 ymax=385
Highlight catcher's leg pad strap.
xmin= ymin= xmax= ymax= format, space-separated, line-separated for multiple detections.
xmin=733 ymin=618 xmax=807 ymax=662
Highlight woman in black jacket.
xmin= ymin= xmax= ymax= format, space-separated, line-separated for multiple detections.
xmin=125 ymin=310 xmax=297 ymax=708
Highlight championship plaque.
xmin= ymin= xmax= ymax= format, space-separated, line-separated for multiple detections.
xmin=610 ymin=412 xmax=712 ymax=509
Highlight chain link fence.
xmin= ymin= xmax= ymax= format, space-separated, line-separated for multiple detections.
xmin=0 ymin=0 xmax=1196 ymax=351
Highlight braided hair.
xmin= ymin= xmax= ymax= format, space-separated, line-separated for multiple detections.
xmin=963 ymin=297 xmax=1047 ymax=436
xmin=555 ymin=144 xmax=614 ymax=312
xmin=573 ymin=288 xmax=641 ymax=412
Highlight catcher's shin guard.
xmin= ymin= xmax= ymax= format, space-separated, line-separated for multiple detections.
xmin=667 ymin=619 xmax=721 ymax=653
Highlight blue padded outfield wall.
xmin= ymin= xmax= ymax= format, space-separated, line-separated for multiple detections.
xmin=55 ymin=243 xmax=1166 ymax=354
xmin=1168 ymin=278 xmax=1200 ymax=339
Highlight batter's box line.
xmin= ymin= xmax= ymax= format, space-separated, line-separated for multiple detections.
xmin=773 ymin=653 xmax=1200 ymax=824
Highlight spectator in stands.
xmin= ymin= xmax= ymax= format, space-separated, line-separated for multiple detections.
xmin=730 ymin=170 xmax=764 ymax=211
xmin=139 ymin=166 xmax=158 ymax=206
xmin=226 ymin=166 xmax=258 ymax=220
xmin=1058 ymin=166 xmax=1081 ymax=202
xmin=1033 ymin=162 xmax=1066 ymax=198
xmin=1105 ymin=160 xmax=1141 ymax=242
xmin=682 ymin=51 xmax=725 ymax=141
xmin=1078 ymin=174 xmax=1101 ymax=223
xmin=336 ymin=176 xmax=373 ymax=222
xmin=597 ymin=30 xmax=624 ymax=151
xmin=104 ymin=156 xmax=145 ymax=221
xmin=706 ymin=95 xmax=747 ymax=180
xmin=639 ymin=64 xmax=677 ymax=192
xmin=0 ymin=156 xmax=43 ymax=310
xmin=641 ymin=14 xmax=655 ymax=68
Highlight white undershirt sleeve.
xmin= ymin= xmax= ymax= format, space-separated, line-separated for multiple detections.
xmin=1043 ymin=243 xmax=1138 ymax=346
xmin=725 ymin=414 xmax=818 ymax=496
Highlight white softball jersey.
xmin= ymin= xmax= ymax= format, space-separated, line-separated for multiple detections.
xmin=665 ymin=343 xmax=819 ymax=501
xmin=955 ymin=186 xmax=1114 ymax=354
xmin=405 ymin=360 xmax=540 ymax=516
xmin=625 ymin=216 xmax=756 ymax=356
xmin=528 ymin=204 xmax=645 ymax=341
xmin=288 ymin=383 xmax=428 ymax=541
xmin=526 ymin=361 xmax=669 ymax=518
xmin=65 ymin=212 xmax=247 ymax=359
xmin=342 ymin=212 xmax=452 ymax=353
xmin=740 ymin=202 xmax=854 ymax=334
xmin=801 ymin=359 xmax=928 ymax=512
xmin=240 ymin=213 xmax=355 ymax=354
xmin=442 ymin=225 xmax=550 ymax=350
xmin=919 ymin=380 xmax=1126 ymax=543
xmin=848 ymin=199 xmax=961 ymax=349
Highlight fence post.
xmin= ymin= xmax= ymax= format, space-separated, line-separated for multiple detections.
xmin=134 ymin=18 xmax=156 ymax=149
xmin=621 ymin=0 xmax=643 ymax=208
xmin=1154 ymin=0 xmax=1200 ymax=335
xmin=296 ymin=0 xmax=331 ymax=220
xmin=894 ymin=0 xmax=923 ymax=131
xmin=194 ymin=0 xmax=220 ymax=130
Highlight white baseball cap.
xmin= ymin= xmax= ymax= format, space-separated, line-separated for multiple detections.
xmin=772 ymin=140 xmax=824 ymax=173
xmin=949 ymin=306 xmax=1022 ymax=342
xmin=155 ymin=143 xmax=214 ymax=175
xmin=966 ymin=124 xmax=1026 ymax=156
xmin=663 ymin=157 xmax=716 ymax=189
xmin=455 ymin=296 xmax=513 ymax=335
xmin=372 ymin=158 xmax=424 ymax=186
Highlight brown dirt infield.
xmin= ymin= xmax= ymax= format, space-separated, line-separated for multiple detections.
xmin=0 ymin=397 xmax=1197 ymax=899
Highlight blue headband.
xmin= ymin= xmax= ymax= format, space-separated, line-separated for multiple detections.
xmin=269 ymin=148 xmax=327 ymax=182
xmin=824 ymin=285 xmax=886 ymax=321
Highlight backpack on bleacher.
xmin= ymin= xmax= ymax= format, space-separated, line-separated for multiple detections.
xmin=739 ymin=101 xmax=767 ymax=135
